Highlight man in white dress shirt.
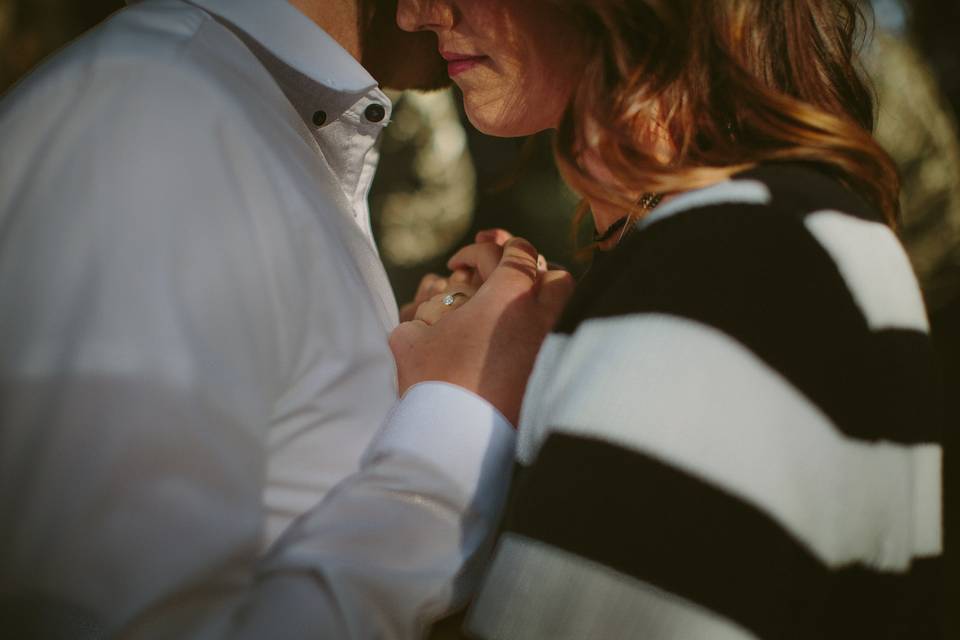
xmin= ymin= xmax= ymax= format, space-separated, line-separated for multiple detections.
xmin=0 ymin=0 xmax=516 ymax=637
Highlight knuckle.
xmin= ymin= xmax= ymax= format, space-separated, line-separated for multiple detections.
xmin=414 ymin=303 xmax=432 ymax=322
xmin=484 ymin=242 xmax=505 ymax=258
xmin=387 ymin=328 xmax=406 ymax=352
xmin=503 ymin=239 xmax=539 ymax=262
xmin=499 ymin=259 xmax=539 ymax=283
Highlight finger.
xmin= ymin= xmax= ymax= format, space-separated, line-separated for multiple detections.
xmin=450 ymin=266 xmax=484 ymax=289
xmin=482 ymin=237 xmax=541 ymax=291
xmin=475 ymin=228 xmax=514 ymax=246
xmin=447 ymin=243 xmax=504 ymax=281
xmin=451 ymin=265 xmax=490 ymax=290
xmin=414 ymin=291 xmax=470 ymax=325
xmin=398 ymin=301 xmax=418 ymax=323
xmin=428 ymin=276 xmax=448 ymax=296
xmin=388 ymin=319 xmax=429 ymax=357
xmin=415 ymin=273 xmax=447 ymax=303
xmin=414 ymin=299 xmax=442 ymax=324
xmin=402 ymin=274 xmax=447 ymax=321
xmin=537 ymin=253 xmax=547 ymax=273
xmin=387 ymin=320 xmax=431 ymax=394
xmin=449 ymin=268 xmax=474 ymax=285
xmin=536 ymin=268 xmax=576 ymax=314
xmin=467 ymin=268 xmax=485 ymax=290
xmin=443 ymin=282 xmax=479 ymax=297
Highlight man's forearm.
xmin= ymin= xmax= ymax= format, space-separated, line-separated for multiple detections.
xmin=117 ymin=383 xmax=515 ymax=640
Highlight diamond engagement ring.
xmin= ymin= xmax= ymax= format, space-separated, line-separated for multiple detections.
xmin=442 ymin=292 xmax=469 ymax=306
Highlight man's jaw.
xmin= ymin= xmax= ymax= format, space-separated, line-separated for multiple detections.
xmin=360 ymin=0 xmax=451 ymax=91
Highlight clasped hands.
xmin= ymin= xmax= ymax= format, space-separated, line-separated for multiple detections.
xmin=391 ymin=230 xmax=574 ymax=426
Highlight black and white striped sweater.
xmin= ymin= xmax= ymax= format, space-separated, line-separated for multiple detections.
xmin=467 ymin=163 xmax=943 ymax=640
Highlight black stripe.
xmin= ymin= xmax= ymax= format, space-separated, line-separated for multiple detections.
xmin=556 ymin=176 xmax=940 ymax=444
xmin=735 ymin=161 xmax=883 ymax=224
xmin=870 ymin=329 xmax=945 ymax=441
xmin=505 ymin=433 xmax=943 ymax=640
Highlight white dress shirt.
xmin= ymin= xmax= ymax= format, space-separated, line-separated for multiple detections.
xmin=0 ymin=0 xmax=514 ymax=637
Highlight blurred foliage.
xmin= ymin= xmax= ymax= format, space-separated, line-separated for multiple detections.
xmin=910 ymin=0 xmax=960 ymax=117
xmin=868 ymin=30 xmax=960 ymax=311
xmin=375 ymin=89 xmax=477 ymax=269
xmin=0 ymin=0 xmax=122 ymax=92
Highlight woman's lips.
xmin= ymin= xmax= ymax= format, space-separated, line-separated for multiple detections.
xmin=441 ymin=52 xmax=487 ymax=77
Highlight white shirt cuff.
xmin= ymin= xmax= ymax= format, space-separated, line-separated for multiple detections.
xmin=366 ymin=382 xmax=517 ymax=505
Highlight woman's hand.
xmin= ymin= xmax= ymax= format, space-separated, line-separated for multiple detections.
xmin=389 ymin=238 xmax=574 ymax=425
xmin=398 ymin=230 xmax=545 ymax=324
xmin=399 ymin=269 xmax=481 ymax=322
xmin=411 ymin=282 xmax=477 ymax=325
xmin=399 ymin=273 xmax=446 ymax=323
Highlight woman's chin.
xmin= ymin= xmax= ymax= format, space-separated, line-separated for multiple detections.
xmin=464 ymin=106 xmax=550 ymax=139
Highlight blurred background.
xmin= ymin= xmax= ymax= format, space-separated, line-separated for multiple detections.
xmin=1 ymin=0 xmax=957 ymax=635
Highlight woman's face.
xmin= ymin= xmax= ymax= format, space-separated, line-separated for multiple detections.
xmin=396 ymin=0 xmax=586 ymax=137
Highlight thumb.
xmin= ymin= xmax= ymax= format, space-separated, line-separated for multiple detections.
xmin=388 ymin=320 xmax=432 ymax=395
xmin=537 ymin=268 xmax=576 ymax=315
xmin=388 ymin=320 xmax=429 ymax=361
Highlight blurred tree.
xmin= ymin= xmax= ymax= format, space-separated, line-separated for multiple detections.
xmin=375 ymin=90 xmax=476 ymax=270
xmin=910 ymin=0 xmax=960 ymax=117
xmin=0 ymin=0 xmax=122 ymax=93
xmin=867 ymin=30 xmax=960 ymax=312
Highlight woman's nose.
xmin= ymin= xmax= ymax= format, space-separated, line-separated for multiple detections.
xmin=396 ymin=0 xmax=455 ymax=33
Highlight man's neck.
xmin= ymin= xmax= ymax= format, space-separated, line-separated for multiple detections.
xmin=288 ymin=0 xmax=362 ymax=60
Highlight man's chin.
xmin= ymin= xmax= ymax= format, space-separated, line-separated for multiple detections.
xmin=369 ymin=52 xmax=451 ymax=92
xmin=361 ymin=0 xmax=451 ymax=91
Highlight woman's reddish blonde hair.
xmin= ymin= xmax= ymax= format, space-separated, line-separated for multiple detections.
xmin=554 ymin=0 xmax=900 ymax=228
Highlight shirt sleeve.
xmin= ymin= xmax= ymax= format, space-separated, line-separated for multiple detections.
xmin=121 ymin=383 xmax=516 ymax=640
xmin=0 ymin=58 xmax=515 ymax=639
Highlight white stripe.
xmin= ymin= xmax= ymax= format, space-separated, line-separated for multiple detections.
xmin=804 ymin=211 xmax=928 ymax=332
xmin=467 ymin=533 xmax=760 ymax=640
xmin=517 ymin=315 xmax=942 ymax=570
xmin=517 ymin=332 xmax=569 ymax=463
xmin=638 ymin=179 xmax=772 ymax=230
xmin=912 ymin=445 xmax=943 ymax=558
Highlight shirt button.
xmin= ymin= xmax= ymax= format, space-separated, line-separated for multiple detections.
xmin=312 ymin=110 xmax=327 ymax=126
xmin=364 ymin=103 xmax=386 ymax=123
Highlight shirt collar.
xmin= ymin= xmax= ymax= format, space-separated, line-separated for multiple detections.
xmin=196 ymin=0 xmax=377 ymax=94
xmin=127 ymin=0 xmax=377 ymax=95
